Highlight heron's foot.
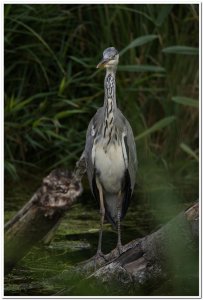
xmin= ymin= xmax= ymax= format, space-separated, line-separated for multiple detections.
xmin=91 ymin=250 xmax=107 ymax=270
xmin=94 ymin=249 xmax=107 ymax=262
xmin=77 ymin=250 xmax=107 ymax=273
xmin=115 ymin=243 xmax=124 ymax=256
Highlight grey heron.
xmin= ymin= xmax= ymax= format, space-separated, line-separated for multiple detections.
xmin=84 ymin=47 xmax=137 ymax=258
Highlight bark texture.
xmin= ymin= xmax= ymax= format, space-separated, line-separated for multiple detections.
xmin=4 ymin=169 xmax=83 ymax=275
xmin=4 ymin=153 xmax=198 ymax=294
xmin=79 ymin=202 xmax=198 ymax=294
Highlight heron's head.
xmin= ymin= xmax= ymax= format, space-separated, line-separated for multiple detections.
xmin=97 ymin=47 xmax=119 ymax=69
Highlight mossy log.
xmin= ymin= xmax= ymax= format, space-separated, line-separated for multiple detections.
xmin=4 ymin=168 xmax=83 ymax=275
xmin=79 ymin=202 xmax=198 ymax=294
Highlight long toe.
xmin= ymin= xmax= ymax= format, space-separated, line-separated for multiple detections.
xmin=92 ymin=250 xmax=107 ymax=271
xmin=116 ymin=243 xmax=124 ymax=256
xmin=95 ymin=249 xmax=106 ymax=259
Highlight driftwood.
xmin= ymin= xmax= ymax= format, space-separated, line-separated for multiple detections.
xmin=4 ymin=165 xmax=85 ymax=275
xmin=77 ymin=202 xmax=198 ymax=294
xmin=5 ymin=152 xmax=198 ymax=293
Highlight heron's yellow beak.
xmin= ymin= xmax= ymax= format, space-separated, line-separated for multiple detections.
xmin=96 ymin=58 xmax=110 ymax=68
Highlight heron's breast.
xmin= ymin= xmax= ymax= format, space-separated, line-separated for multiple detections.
xmin=93 ymin=142 xmax=125 ymax=193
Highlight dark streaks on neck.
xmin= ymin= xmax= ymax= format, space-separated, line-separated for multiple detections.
xmin=103 ymin=120 xmax=108 ymax=138
xmin=105 ymin=73 xmax=115 ymax=100
xmin=107 ymin=127 xmax=113 ymax=146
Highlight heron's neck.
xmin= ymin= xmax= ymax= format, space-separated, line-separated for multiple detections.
xmin=104 ymin=68 xmax=117 ymax=115
xmin=102 ymin=68 xmax=117 ymax=142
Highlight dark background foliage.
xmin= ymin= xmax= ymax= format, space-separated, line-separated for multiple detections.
xmin=5 ymin=3 xmax=198 ymax=214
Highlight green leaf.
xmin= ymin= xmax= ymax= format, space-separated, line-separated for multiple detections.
xmin=25 ymin=134 xmax=45 ymax=150
xmin=162 ymin=46 xmax=198 ymax=55
xmin=59 ymin=77 xmax=66 ymax=95
xmin=54 ymin=109 xmax=86 ymax=120
xmin=118 ymin=65 xmax=165 ymax=73
xmin=120 ymin=35 xmax=158 ymax=56
xmin=4 ymin=161 xmax=18 ymax=179
xmin=45 ymin=130 xmax=68 ymax=142
xmin=180 ymin=143 xmax=198 ymax=161
xmin=156 ymin=5 xmax=173 ymax=26
xmin=9 ymin=17 xmax=66 ymax=74
xmin=172 ymin=96 xmax=198 ymax=108
xmin=5 ymin=97 xmax=35 ymax=114
xmin=135 ymin=116 xmax=176 ymax=141
xmin=70 ymin=56 xmax=89 ymax=67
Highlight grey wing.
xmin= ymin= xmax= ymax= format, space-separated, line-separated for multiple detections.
xmin=84 ymin=107 xmax=104 ymax=196
xmin=116 ymin=109 xmax=138 ymax=189
xmin=125 ymin=118 xmax=138 ymax=190
xmin=116 ymin=110 xmax=138 ymax=218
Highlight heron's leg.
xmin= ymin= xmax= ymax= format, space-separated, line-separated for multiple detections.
xmin=116 ymin=191 xmax=124 ymax=254
xmin=117 ymin=210 xmax=122 ymax=250
xmin=96 ymin=177 xmax=105 ymax=256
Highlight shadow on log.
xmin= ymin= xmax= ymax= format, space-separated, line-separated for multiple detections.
xmin=77 ymin=202 xmax=198 ymax=295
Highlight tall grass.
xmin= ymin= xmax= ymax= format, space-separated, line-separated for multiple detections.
xmin=4 ymin=4 xmax=198 ymax=213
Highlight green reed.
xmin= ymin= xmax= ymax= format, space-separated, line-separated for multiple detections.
xmin=5 ymin=4 xmax=198 ymax=206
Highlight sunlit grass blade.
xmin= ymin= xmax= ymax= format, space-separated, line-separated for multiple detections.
xmin=45 ymin=130 xmax=69 ymax=142
xmin=135 ymin=116 xmax=176 ymax=141
xmin=4 ymin=161 xmax=18 ymax=179
xmin=54 ymin=109 xmax=86 ymax=120
xmin=59 ymin=77 xmax=66 ymax=95
xmin=5 ymin=98 xmax=34 ymax=113
xmin=162 ymin=46 xmax=198 ymax=55
xmin=120 ymin=35 xmax=158 ymax=56
xmin=180 ymin=143 xmax=198 ymax=161
xmin=172 ymin=96 xmax=198 ymax=108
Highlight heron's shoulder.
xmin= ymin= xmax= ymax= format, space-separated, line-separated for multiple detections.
xmin=116 ymin=108 xmax=127 ymax=120
xmin=88 ymin=107 xmax=104 ymax=128
xmin=115 ymin=108 xmax=131 ymax=129
xmin=86 ymin=107 xmax=104 ymax=139
xmin=94 ymin=107 xmax=104 ymax=118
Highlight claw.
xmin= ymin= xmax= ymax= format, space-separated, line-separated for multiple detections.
xmin=114 ymin=242 xmax=125 ymax=257
xmin=117 ymin=244 xmax=124 ymax=255
xmin=95 ymin=250 xmax=107 ymax=261
xmin=92 ymin=250 xmax=107 ymax=270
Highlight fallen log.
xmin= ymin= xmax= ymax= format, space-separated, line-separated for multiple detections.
xmin=5 ymin=151 xmax=199 ymax=294
xmin=78 ymin=202 xmax=198 ymax=295
xmin=4 ymin=168 xmax=83 ymax=275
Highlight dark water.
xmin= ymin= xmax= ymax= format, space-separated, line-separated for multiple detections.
xmin=4 ymin=178 xmax=198 ymax=296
